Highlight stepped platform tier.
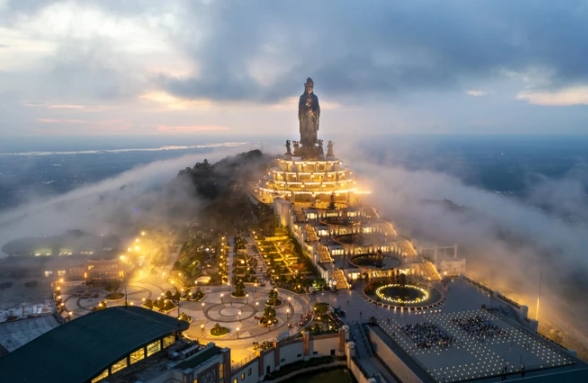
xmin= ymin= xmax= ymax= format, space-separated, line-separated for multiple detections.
xmin=254 ymin=77 xmax=460 ymax=290
xmin=256 ymin=155 xmax=360 ymax=206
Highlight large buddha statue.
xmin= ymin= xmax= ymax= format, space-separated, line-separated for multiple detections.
xmin=298 ymin=77 xmax=320 ymax=147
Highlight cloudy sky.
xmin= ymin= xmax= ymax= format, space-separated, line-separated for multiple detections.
xmin=1 ymin=0 xmax=588 ymax=137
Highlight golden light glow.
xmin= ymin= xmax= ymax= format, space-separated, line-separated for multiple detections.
xmin=375 ymin=284 xmax=430 ymax=305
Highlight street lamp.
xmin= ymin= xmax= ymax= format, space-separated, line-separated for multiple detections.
xmin=201 ymin=324 xmax=204 ymax=335
xmin=220 ymin=293 xmax=224 ymax=304
xmin=246 ymin=293 xmax=249 ymax=304
xmin=237 ymin=327 xmax=240 ymax=339
xmin=286 ymin=308 xmax=290 ymax=320
xmin=268 ymin=320 xmax=272 ymax=332
xmin=238 ymin=310 xmax=242 ymax=322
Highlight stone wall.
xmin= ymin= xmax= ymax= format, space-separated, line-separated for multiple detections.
xmin=366 ymin=325 xmax=424 ymax=383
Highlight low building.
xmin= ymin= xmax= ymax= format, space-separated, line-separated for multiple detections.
xmin=86 ymin=257 xmax=126 ymax=281
xmin=0 ymin=306 xmax=189 ymax=383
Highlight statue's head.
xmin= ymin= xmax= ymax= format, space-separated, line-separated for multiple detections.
xmin=304 ymin=77 xmax=314 ymax=94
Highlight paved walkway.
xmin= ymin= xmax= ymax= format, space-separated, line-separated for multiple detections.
xmin=181 ymin=285 xmax=311 ymax=363
xmin=245 ymin=235 xmax=267 ymax=284
xmin=227 ymin=236 xmax=235 ymax=283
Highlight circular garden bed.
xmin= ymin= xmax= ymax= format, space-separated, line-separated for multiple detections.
xmin=210 ymin=323 xmax=230 ymax=336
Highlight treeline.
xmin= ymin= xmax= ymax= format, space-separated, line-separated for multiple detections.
xmin=174 ymin=150 xmax=273 ymax=233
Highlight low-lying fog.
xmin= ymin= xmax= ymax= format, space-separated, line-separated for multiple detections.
xmin=1 ymin=139 xmax=587 ymax=336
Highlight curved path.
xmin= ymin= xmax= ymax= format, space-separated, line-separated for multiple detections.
xmin=182 ymin=285 xmax=310 ymax=345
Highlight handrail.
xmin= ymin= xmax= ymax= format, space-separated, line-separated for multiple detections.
xmin=231 ymin=352 xmax=258 ymax=371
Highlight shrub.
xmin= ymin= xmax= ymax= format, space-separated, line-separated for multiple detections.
xmin=314 ymin=302 xmax=330 ymax=315
xmin=210 ymin=323 xmax=229 ymax=336
xmin=233 ymin=279 xmax=246 ymax=297
xmin=104 ymin=280 xmax=120 ymax=292
xmin=144 ymin=298 xmax=153 ymax=309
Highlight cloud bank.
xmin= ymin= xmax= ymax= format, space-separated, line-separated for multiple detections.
xmin=344 ymin=148 xmax=588 ymax=332
xmin=0 ymin=145 xmax=245 ymax=256
xmin=2 ymin=1 xmax=588 ymax=135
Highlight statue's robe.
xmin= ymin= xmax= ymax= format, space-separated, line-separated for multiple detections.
xmin=298 ymin=92 xmax=320 ymax=147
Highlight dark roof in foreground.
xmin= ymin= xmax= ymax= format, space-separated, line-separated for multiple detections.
xmin=0 ymin=306 xmax=189 ymax=383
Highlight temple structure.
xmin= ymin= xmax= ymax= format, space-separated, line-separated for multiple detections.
xmin=255 ymin=78 xmax=466 ymax=290
xmin=257 ymin=78 xmax=359 ymax=207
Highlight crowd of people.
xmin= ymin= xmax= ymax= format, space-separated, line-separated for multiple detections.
xmin=401 ymin=322 xmax=454 ymax=349
xmin=453 ymin=315 xmax=507 ymax=341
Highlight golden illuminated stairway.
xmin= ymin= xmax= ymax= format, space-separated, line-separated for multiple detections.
xmin=422 ymin=260 xmax=441 ymax=281
xmin=332 ymin=269 xmax=350 ymax=289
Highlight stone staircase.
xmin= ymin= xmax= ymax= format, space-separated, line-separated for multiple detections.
xmin=422 ymin=260 xmax=441 ymax=281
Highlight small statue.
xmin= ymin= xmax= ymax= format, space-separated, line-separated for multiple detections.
xmin=327 ymin=140 xmax=334 ymax=157
xmin=329 ymin=192 xmax=336 ymax=210
xmin=292 ymin=141 xmax=300 ymax=156
xmin=285 ymin=140 xmax=292 ymax=155
xmin=318 ymin=139 xmax=324 ymax=155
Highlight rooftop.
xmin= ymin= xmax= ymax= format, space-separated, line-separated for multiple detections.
xmin=175 ymin=344 xmax=223 ymax=370
xmin=0 ymin=314 xmax=60 ymax=351
xmin=370 ymin=278 xmax=588 ymax=382
xmin=0 ymin=306 xmax=189 ymax=383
